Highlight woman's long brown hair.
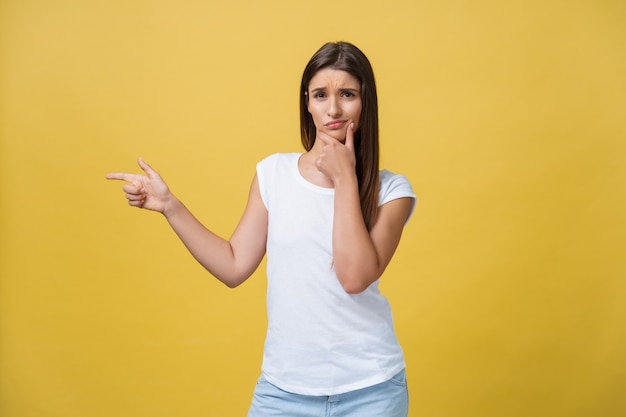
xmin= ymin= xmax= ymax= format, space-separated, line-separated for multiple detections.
xmin=299 ymin=42 xmax=380 ymax=230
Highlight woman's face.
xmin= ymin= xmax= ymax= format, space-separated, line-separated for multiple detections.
xmin=307 ymin=68 xmax=362 ymax=143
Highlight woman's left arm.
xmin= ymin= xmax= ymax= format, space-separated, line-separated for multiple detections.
xmin=332 ymin=183 xmax=413 ymax=294
xmin=315 ymin=126 xmax=413 ymax=294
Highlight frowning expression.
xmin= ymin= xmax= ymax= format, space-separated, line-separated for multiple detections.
xmin=307 ymin=68 xmax=362 ymax=143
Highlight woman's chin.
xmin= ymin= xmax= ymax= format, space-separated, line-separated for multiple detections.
xmin=329 ymin=131 xmax=347 ymax=143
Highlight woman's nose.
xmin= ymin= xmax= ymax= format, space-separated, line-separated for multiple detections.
xmin=327 ymin=96 xmax=341 ymax=117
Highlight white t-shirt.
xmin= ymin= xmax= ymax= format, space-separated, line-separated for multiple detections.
xmin=256 ymin=152 xmax=416 ymax=396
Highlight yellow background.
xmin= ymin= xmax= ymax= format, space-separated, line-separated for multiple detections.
xmin=1 ymin=0 xmax=625 ymax=416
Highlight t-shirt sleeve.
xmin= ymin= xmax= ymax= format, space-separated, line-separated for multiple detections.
xmin=256 ymin=153 xmax=279 ymax=210
xmin=379 ymin=170 xmax=417 ymax=223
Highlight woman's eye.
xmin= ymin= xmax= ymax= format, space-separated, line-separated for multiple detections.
xmin=314 ymin=93 xmax=326 ymax=98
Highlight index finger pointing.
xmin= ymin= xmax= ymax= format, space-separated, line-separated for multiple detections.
xmin=105 ymin=172 xmax=138 ymax=182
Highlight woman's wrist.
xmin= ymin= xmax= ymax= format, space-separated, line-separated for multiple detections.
xmin=332 ymin=171 xmax=358 ymax=189
xmin=161 ymin=194 xmax=182 ymax=218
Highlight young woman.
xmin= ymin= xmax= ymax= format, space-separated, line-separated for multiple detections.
xmin=107 ymin=41 xmax=416 ymax=417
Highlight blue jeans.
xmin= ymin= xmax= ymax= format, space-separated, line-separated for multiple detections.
xmin=246 ymin=369 xmax=409 ymax=417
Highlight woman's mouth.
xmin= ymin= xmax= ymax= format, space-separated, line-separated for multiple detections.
xmin=325 ymin=120 xmax=347 ymax=130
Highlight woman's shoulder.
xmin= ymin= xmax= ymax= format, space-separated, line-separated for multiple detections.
xmin=258 ymin=152 xmax=301 ymax=165
xmin=256 ymin=153 xmax=302 ymax=177
xmin=378 ymin=169 xmax=416 ymax=205
xmin=379 ymin=169 xmax=412 ymax=189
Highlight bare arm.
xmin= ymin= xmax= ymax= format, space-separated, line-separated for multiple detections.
xmin=332 ymin=182 xmax=412 ymax=294
xmin=106 ymin=158 xmax=267 ymax=288
xmin=316 ymin=126 xmax=413 ymax=294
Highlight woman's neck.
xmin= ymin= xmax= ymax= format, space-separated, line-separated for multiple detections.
xmin=298 ymin=145 xmax=335 ymax=188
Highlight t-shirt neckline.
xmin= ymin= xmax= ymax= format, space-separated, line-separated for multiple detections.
xmin=294 ymin=153 xmax=335 ymax=194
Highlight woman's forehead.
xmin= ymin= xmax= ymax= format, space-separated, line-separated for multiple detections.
xmin=309 ymin=68 xmax=360 ymax=89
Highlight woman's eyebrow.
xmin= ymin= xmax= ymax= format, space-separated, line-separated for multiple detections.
xmin=310 ymin=86 xmax=359 ymax=93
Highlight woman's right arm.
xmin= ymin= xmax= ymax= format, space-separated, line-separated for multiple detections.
xmin=106 ymin=158 xmax=268 ymax=288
